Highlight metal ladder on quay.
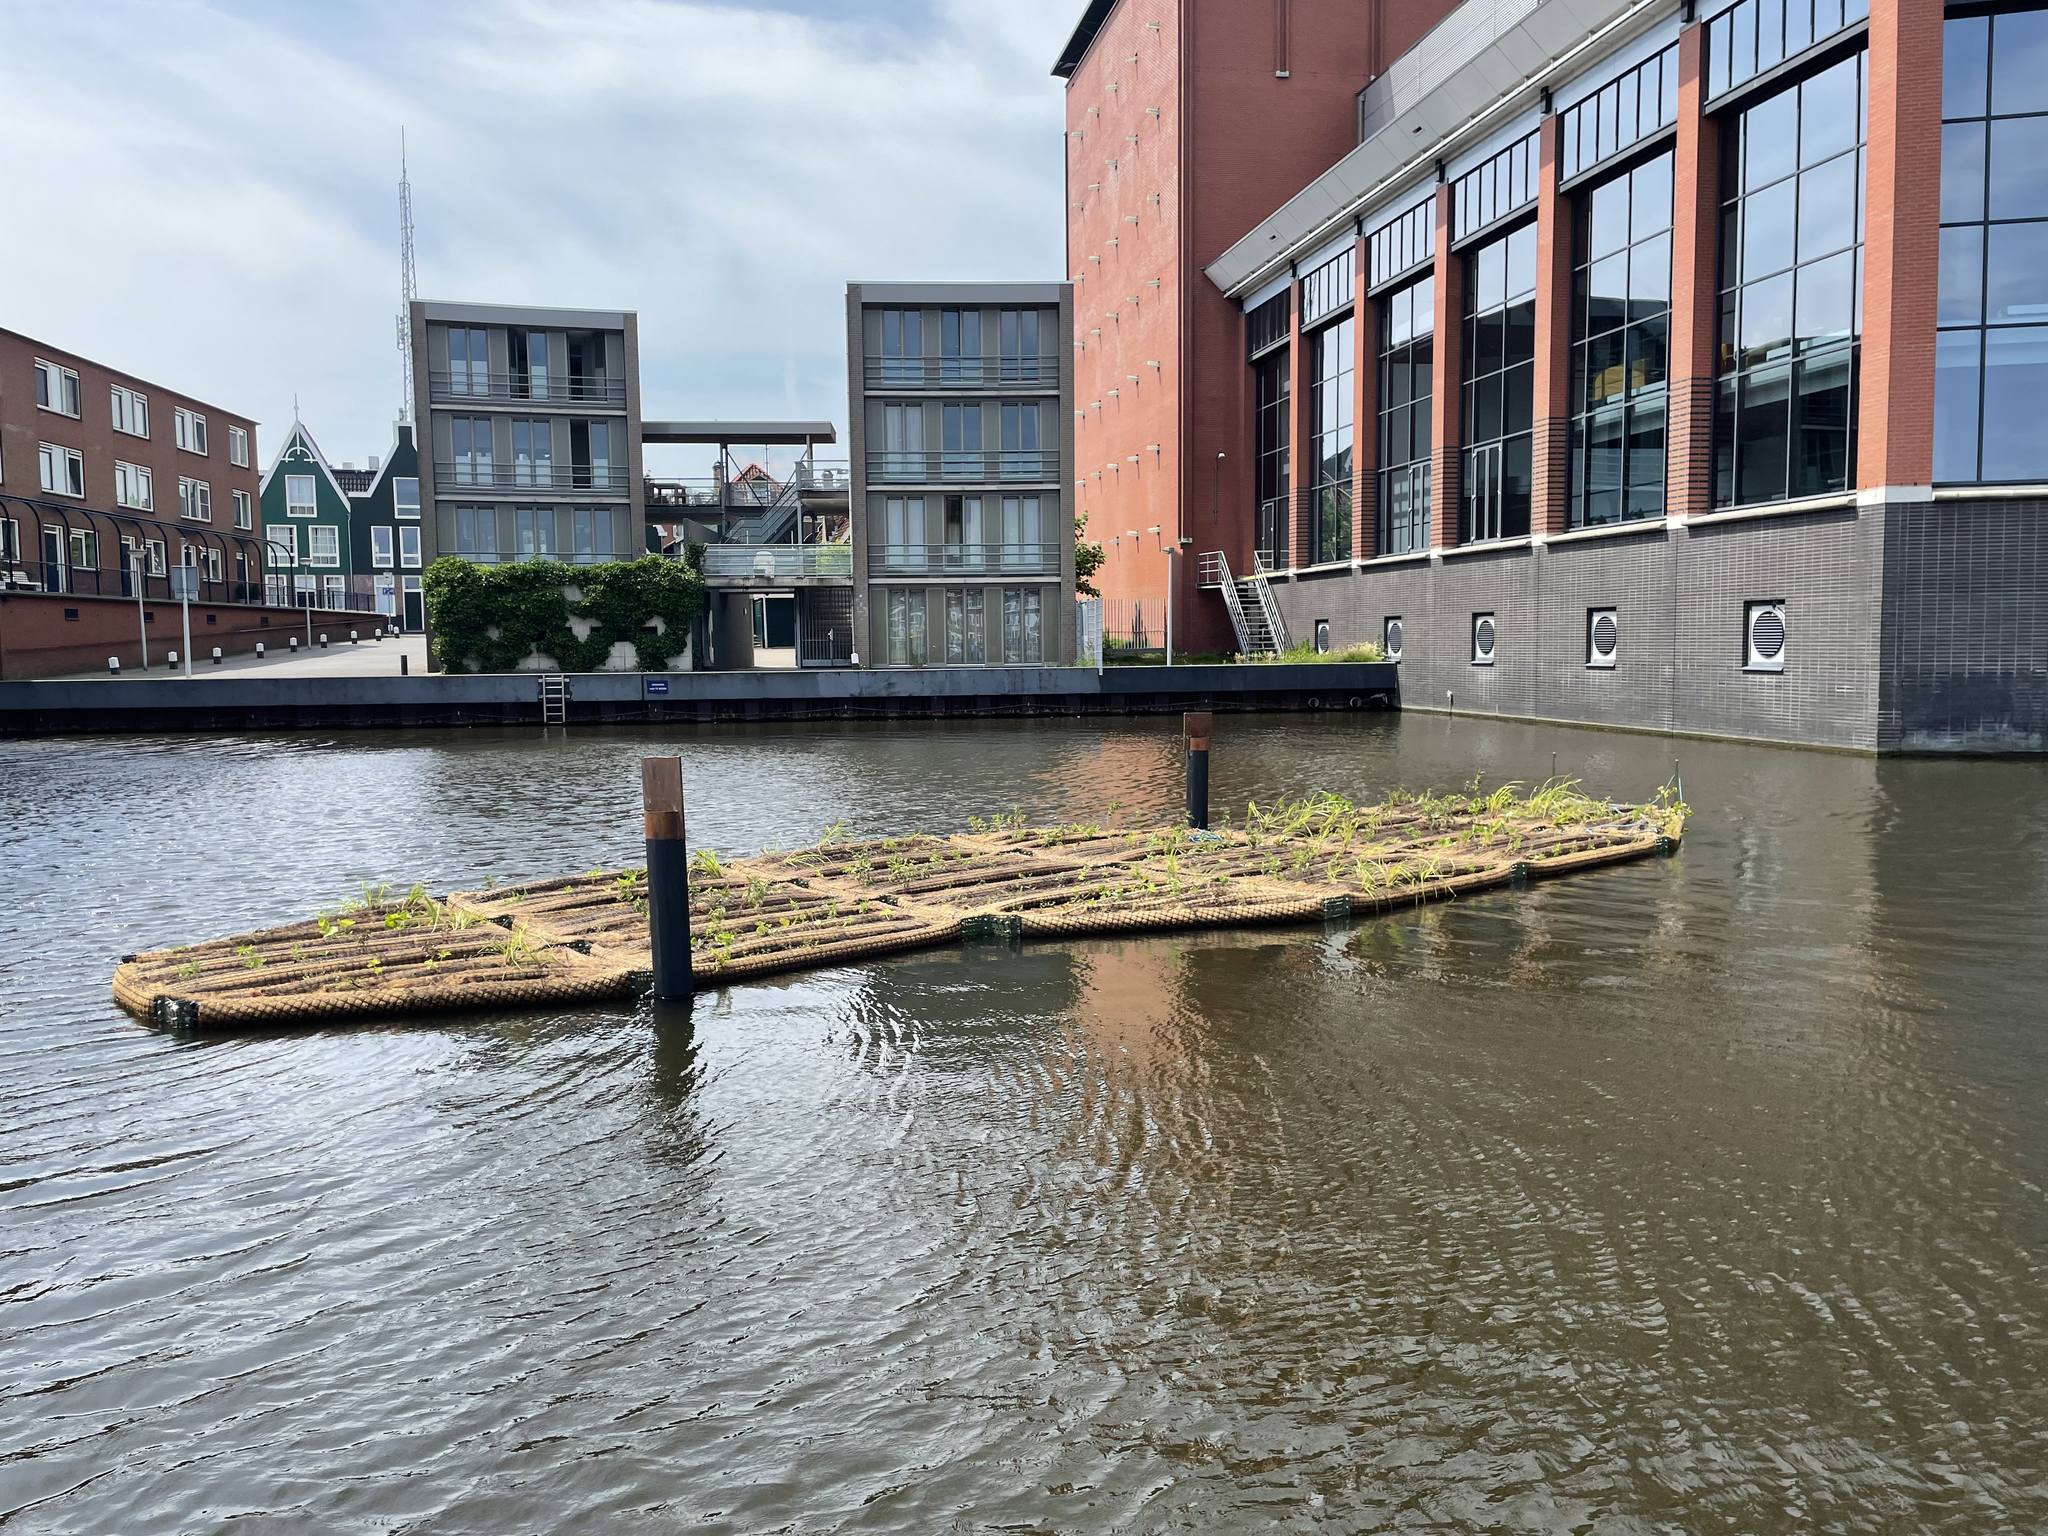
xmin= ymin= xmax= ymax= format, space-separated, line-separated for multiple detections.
xmin=1195 ymin=550 xmax=1288 ymax=659
xmin=538 ymin=673 xmax=570 ymax=726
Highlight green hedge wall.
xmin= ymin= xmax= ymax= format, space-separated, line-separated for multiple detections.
xmin=422 ymin=556 xmax=708 ymax=674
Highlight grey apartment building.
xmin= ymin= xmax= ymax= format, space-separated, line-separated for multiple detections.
xmin=846 ymin=282 xmax=1078 ymax=668
xmin=407 ymin=301 xmax=645 ymax=570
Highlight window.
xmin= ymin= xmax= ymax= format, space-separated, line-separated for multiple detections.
xmin=1714 ymin=52 xmax=1866 ymax=507
xmin=448 ymin=327 xmax=489 ymax=394
xmin=999 ymin=401 xmax=1040 ymax=477
xmin=394 ymin=476 xmax=421 ymax=518
xmin=205 ymin=547 xmax=225 ymax=583
xmin=941 ymin=308 xmax=982 ymax=382
xmin=178 ymin=478 xmax=211 ymax=522
xmin=35 ymin=359 xmax=81 ymax=417
xmin=146 ymin=538 xmax=167 ymax=577
xmin=175 ymin=407 xmax=208 ymax=455
xmin=882 ymin=402 xmax=925 ymax=477
xmin=39 ymin=443 xmax=85 ymax=497
xmin=110 ymin=384 xmax=149 ymax=437
xmin=998 ymin=309 xmax=1041 ymax=382
xmin=509 ymin=330 xmax=549 ymax=398
xmin=1462 ymin=223 xmax=1537 ymax=541
xmin=233 ymin=489 xmax=253 ymax=530
xmin=1300 ymin=249 xmax=1355 ymax=327
xmin=70 ymin=529 xmax=98 ymax=570
xmin=1706 ymin=0 xmax=1869 ymax=102
xmin=944 ymin=588 xmax=986 ymax=663
xmin=1453 ymin=132 xmax=1539 ymax=242
xmin=943 ymin=403 xmax=983 ymax=477
xmin=307 ymin=525 xmax=340 ymax=567
xmin=999 ymin=495 xmax=1044 ymax=567
xmin=456 ymin=506 xmax=496 ymax=556
xmin=324 ymin=574 xmax=347 ymax=607
xmin=1002 ymin=588 xmax=1044 ymax=663
xmin=880 ymin=308 xmax=924 ymax=383
xmin=372 ymin=526 xmax=395 ymax=568
xmin=515 ymin=506 xmax=556 ymax=558
xmin=570 ymin=420 xmax=609 ymax=489
xmin=1247 ymin=290 xmax=1291 ymax=359
xmin=1255 ymin=347 xmax=1291 ymax=567
xmin=399 ymin=526 xmax=422 ymax=568
xmin=1570 ymin=149 xmax=1673 ymax=527
xmin=1560 ymin=45 xmax=1679 ymax=183
xmin=115 ymin=461 xmax=154 ymax=511
xmin=1377 ymin=274 xmax=1435 ymax=555
xmin=0 ymin=518 xmax=17 ymax=567
xmin=512 ymin=419 xmax=553 ymax=487
xmin=1368 ymin=200 xmax=1436 ymax=289
xmin=1308 ymin=313 xmax=1354 ymax=563
xmin=881 ymin=495 xmax=924 ymax=567
xmin=229 ymin=425 xmax=249 ymax=466
xmin=285 ymin=474 xmax=316 ymax=517
xmin=452 ymin=418 xmax=493 ymax=486
xmin=573 ymin=508 xmax=613 ymax=559
xmin=1936 ymin=9 xmax=2048 ymax=482
xmin=886 ymin=590 xmax=926 ymax=665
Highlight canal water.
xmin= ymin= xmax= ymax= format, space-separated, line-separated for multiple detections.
xmin=2 ymin=716 xmax=2044 ymax=1533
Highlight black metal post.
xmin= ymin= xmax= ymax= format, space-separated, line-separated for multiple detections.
xmin=1184 ymin=710 xmax=1212 ymax=830
xmin=642 ymin=756 xmax=693 ymax=1002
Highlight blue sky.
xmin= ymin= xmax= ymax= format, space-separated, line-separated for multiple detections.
xmin=0 ymin=0 xmax=1076 ymax=475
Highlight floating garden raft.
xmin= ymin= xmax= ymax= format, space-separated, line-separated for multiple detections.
xmin=112 ymin=782 xmax=1687 ymax=1029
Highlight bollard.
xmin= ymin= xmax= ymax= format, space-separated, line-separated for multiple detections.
xmin=167 ymin=650 xmax=179 ymax=670
xmin=642 ymin=756 xmax=693 ymax=1003
xmin=319 ymin=634 xmax=329 ymax=649
xmin=350 ymin=630 xmax=359 ymax=645
xmin=107 ymin=657 xmax=120 ymax=675
xmin=256 ymin=642 xmax=266 ymax=659
xmin=400 ymin=653 xmax=410 ymax=676
xmin=289 ymin=636 xmax=300 ymax=652
xmin=1184 ymin=710 xmax=1213 ymax=831
xmin=211 ymin=647 xmax=222 ymax=666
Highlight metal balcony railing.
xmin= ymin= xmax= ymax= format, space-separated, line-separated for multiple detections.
xmin=864 ymin=450 xmax=1060 ymax=484
xmin=700 ymin=544 xmax=854 ymax=583
xmin=435 ymin=462 xmax=630 ymax=493
xmin=443 ymin=550 xmax=632 ymax=566
xmin=862 ymin=357 xmax=1055 ymax=388
xmin=427 ymin=370 xmax=626 ymax=407
xmin=866 ymin=543 xmax=1061 ymax=577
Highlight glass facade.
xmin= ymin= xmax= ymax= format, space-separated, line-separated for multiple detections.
xmin=1713 ymin=51 xmax=1866 ymax=508
xmin=1254 ymin=350 xmax=1290 ymax=568
xmin=1570 ymin=150 xmax=1672 ymax=526
xmin=1936 ymin=7 xmax=2048 ymax=483
xmin=1308 ymin=316 xmax=1354 ymax=564
xmin=1461 ymin=223 xmax=1536 ymax=541
xmin=1376 ymin=274 xmax=1435 ymax=555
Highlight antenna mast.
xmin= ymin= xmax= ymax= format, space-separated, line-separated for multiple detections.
xmin=397 ymin=129 xmax=418 ymax=423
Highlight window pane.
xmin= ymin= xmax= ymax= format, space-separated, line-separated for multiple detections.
xmin=1590 ymin=175 xmax=1629 ymax=259
xmin=1991 ymin=8 xmax=2048 ymax=118
xmin=1743 ymin=179 xmax=1797 ymax=277
xmin=1587 ymin=409 xmax=1624 ymax=523
xmin=1631 ymin=153 xmax=1673 ymax=240
xmin=1589 ymin=253 xmax=1629 ymax=333
xmin=1989 ymin=117 xmax=2048 ymax=221
xmin=1799 ymin=57 xmax=1861 ymax=165
xmin=1745 ymin=90 xmax=1799 ymax=191
xmin=1944 ymin=15 xmax=1989 ymax=118
xmin=1629 ymin=314 xmax=1670 ymax=393
xmin=1740 ymin=272 xmax=1795 ymax=365
xmin=1797 ymin=156 xmax=1858 ymax=262
xmin=1627 ymin=399 xmax=1666 ymax=517
xmin=1503 ymin=361 xmax=1533 ymax=435
xmin=1737 ymin=365 xmax=1791 ymax=503
xmin=1629 ymin=233 xmax=1671 ymax=318
xmin=1933 ymin=329 xmax=1982 ymax=482
xmin=1796 ymin=251 xmax=1856 ymax=350
xmin=1981 ymin=326 xmax=2048 ymax=479
xmin=1939 ymin=225 xmax=1985 ymax=328
xmin=1986 ymin=222 xmax=2048 ymax=325
xmin=1941 ymin=123 xmax=1987 ymax=225
xmin=1589 ymin=328 xmax=1628 ymax=406
xmin=1793 ymin=351 xmax=1852 ymax=495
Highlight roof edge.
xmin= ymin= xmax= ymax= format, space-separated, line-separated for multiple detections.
xmin=1052 ymin=0 xmax=1120 ymax=78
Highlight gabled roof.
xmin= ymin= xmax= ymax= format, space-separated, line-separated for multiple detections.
xmin=352 ymin=421 xmax=420 ymax=504
xmin=333 ymin=467 xmax=376 ymax=495
xmin=259 ymin=419 xmax=353 ymax=506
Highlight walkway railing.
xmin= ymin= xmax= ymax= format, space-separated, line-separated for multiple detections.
xmin=701 ymin=544 xmax=854 ymax=583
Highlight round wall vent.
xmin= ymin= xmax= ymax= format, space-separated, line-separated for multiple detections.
xmin=1385 ymin=618 xmax=1404 ymax=660
xmin=1472 ymin=614 xmax=1496 ymax=664
xmin=1746 ymin=603 xmax=1787 ymax=672
xmin=1589 ymin=609 xmax=1618 ymax=668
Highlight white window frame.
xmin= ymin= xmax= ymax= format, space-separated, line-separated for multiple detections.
xmin=35 ymin=359 xmax=81 ymax=417
xmin=323 ymin=574 xmax=347 ymax=607
xmin=145 ymin=538 xmax=167 ymax=576
xmin=179 ymin=477 xmax=212 ymax=522
xmin=69 ymin=529 xmax=99 ymax=571
xmin=204 ymin=547 xmax=224 ymax=582
xmin=39 ymin=442 xmax=85 ymax=498
xmin=110 ymin=384 xmax=149 ymax=438
xmin=371 ymin=525 xmax=395 ymax=569
xmin=393 ymin=476 xmax=421 ymax=519
xmin=398 ymin=525 xmax=422 ymax=569
xmin=114 ymin=460 xmax=154 ymax=511
xmin=232 ymin=489 xmax=253 ymax=530
xmin=0 ymin=517 xmax=18 ymax=566
xmin=228 ymin=424 xmax=249 ymax=466
xmin=285 ymin=474 xmax=317 ymax=518
xmin=307 ymin=524 xmax=341 ymax=568
xmin=175 ymin=407 xmax=208 ymax=455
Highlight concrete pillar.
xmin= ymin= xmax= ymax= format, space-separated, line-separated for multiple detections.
xmin=1428 ymin=182 xmax=1465 ymax=548
xmin=1665 ymin=23 xmax=1719 ymax=520
xmin=1858 ymin=0 xmax=1943 ymax=491
xmin=1531 ymin=114 xmax=1573 ymax=535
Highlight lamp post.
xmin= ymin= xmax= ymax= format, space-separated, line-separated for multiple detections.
xmin=130 ymin=548 xmax=149 ymax=670
xmin=1149 ymin=525 xmax=1172 ymax=666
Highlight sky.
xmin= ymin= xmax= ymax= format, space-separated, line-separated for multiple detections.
xmin=0 ymin=0 xmax=1077 ymax=475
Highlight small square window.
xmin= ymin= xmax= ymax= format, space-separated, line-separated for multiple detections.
xmin=1472 ymin=612 xmax=1496 ymax=665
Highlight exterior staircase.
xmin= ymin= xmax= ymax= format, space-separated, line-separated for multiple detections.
xmin=1196 ymin=551 xmax=1288 ymax=659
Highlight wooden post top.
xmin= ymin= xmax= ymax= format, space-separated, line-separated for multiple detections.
xmin=642 ymin=756 xmax=686 ymax=840
xmin=1183 ymin=711 xmax=1213 ymax=751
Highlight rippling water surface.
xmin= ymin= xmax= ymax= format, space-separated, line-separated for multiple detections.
xmin=3 ymin=716 xmax=2046 ymax=1533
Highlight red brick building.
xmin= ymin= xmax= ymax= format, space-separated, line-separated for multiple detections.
xmin=1061 ymin=0 xmax=2048 ymax=752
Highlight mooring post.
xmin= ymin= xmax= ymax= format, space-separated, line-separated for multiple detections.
xmin=642 ymin=756 xmax=693 ymax=1002
xmin=1184 ymin=710 xmax=1213 ymax=830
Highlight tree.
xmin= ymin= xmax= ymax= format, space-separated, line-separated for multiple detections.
xmin=1074 ymin=513 xmax=1106 ymax=599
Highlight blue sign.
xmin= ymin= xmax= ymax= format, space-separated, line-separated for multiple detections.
xmin=645 ymin=677 xmax=671 ymax=696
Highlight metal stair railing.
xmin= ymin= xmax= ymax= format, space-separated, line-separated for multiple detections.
xmin=1200 ymin=550 xmax=1256 ymax=656
xmin=1248 ymin=569 xmax=1289 ymax=652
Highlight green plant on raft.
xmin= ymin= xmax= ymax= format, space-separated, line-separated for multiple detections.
xmin=235 ymin=945 xmax=265 ymax=971
xmin=1256 ymin=640 xmax=1387 ymax=664
xmin=690 ymin=848 xmax=724 ymax=879
xmin=175 ymin=961 xmax=199 ymax=981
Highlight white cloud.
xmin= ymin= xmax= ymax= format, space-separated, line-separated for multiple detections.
xmin=0 ymin=0 xmax=1076 ymax=473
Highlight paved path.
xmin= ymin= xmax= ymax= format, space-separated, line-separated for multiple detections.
xmin=53 ymin=635 xmax=430 ymax=682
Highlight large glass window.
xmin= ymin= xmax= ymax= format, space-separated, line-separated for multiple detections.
xmin=1308 ymin=315 xmax=1354 ymax=564
xmin=451 ymin=418 xmax=493 ymax=486
xmin=448 ymin=327 xmax=489 ymax=394
xmin=1936 ymin=8 xmax=2048 ymax=482
xmin=1713 ymin=52 xmax=1865 ymax=507
xmin=886 ymin=590 xmax=926 ymax=665
xmin=1571 ymin=149 xmax=1672 ymax=526
xmin=1461 ymin=223 xmax=1536 ymax=541
xmin=945 ymin=588 xmax=986 ymax=663
xmin=1002 ymin=589 xmax=1044 ymax=663
xmin=941 ymin=309 xmax=982 ymax=383
xmin=1254 ymin=349 xmax=1290 ymax=568
xmin=1377 ymin=275 xmax=1435 ymax=555
xmin=880 ymin=309 xmax=923 ymax=384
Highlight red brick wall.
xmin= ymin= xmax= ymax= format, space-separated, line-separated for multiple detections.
xmin=0 ymin=591 xmax=384 ymax=680
xmin=1428 ymin=184 xmax=1465 ymax=548
xmin=0 ymin=329 xmax=263 ymax=545
xmin=1665 ymin=24 xmax=1719 ymax=521
xmin=1531 ymin=115 xmax=1572 ymax=536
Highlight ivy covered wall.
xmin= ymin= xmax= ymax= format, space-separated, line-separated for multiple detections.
xmin=422 ymin=555 xmax=707 ymax=673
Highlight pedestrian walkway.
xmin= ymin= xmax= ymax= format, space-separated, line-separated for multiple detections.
xmin=52 ymin=634 xmax=429 ymax=682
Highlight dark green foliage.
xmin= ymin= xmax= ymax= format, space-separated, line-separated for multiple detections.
xmin=1074 ymin=513 xmax=1105 ymax=599
xmin=423 ymin=556 xmax=707 ymax=674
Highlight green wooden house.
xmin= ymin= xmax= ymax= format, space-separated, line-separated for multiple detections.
xmin=259 ymin=420 xmax=354 ymax=608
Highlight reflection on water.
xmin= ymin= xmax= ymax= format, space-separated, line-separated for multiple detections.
xmin=2 ymin=717 xmax=2046 ymax=1532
